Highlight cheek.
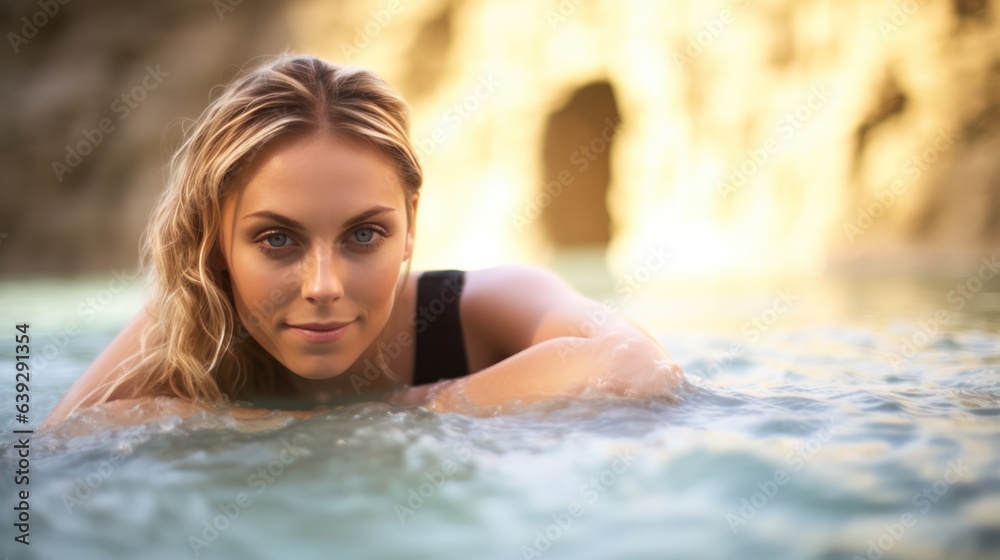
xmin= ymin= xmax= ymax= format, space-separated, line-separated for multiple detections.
xmin=229 ymin=253 xmax=295 ymax=331
xmin=230 ymin=279 xmax=265 ymax=334
xmin=349 ymin=255 xmax=402 ymax=316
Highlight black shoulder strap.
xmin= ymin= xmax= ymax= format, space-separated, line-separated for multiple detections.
xmin=413 ymin=270 xmax=470 ymax=386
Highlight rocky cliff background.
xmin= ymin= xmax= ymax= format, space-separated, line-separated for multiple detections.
xmin=1 ymin=0 xmax=998 ymax=278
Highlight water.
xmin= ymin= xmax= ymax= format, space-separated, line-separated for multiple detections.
xmin=1 ymin=271 xmax=999 ymax=560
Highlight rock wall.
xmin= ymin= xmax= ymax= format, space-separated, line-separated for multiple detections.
xmin=1 ymin=0 xmax=998 ymax=277
xmin=0 ymin=0 xmax=292 ymax=274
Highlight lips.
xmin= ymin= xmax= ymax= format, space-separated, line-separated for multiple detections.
xmin=288 ymin=321 xmax=354 ymax=331
xmin=286 ymin=320 xmax=355 ymax=343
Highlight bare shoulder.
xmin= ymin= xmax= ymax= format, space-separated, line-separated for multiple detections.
xmin=460 ymin=265 xmax=599 ymax=358
xmin=41 ymin=307 xmax=153 ymax=429
xmin=463 ymin=264 xmax=580 ymax=299
xmin=406 ymin=265 xmax=580 ymax=306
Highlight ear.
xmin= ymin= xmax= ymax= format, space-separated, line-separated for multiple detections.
xmin=403 ymin=193 xmax=418 ymax=262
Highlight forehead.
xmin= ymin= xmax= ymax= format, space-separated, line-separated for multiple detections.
xmin=227 ymin=131 xmax=406 ymax=214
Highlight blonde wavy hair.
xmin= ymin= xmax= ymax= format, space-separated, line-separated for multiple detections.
xmin=78 ymin=55 xmax=422 ymax=412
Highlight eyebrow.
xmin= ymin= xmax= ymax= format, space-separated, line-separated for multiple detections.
xmin=241 ymin=205 xmax=396 ymax=229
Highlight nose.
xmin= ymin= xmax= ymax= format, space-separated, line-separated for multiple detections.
xmin=301 ymin=246 xmax=345 ymax=304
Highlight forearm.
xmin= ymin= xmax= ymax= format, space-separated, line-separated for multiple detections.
xmin=421 ymin=337 xmax=597 ymax=414
xmin=422 ymin=327 xmax=684 ymax=415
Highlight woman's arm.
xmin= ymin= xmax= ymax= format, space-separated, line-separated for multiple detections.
xmin=415 ymin=265 xmax=684 ymax=415
xmin=41 ymin=307 xmax=330 ymax=431
xmin=424 ymin=326 xmax=683 ymax=415
xmin=40 ymin=307 xmax=151 ymax=429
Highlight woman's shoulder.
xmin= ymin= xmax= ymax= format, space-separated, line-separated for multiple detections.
xmin=460 ymin=264 xmax=582 ymax=305
xmin=405 ymin=265 xmax=578 ymax=382
xmin=470 ymin=263 xmax=567 ymax=283
xmin=450 ymin=265 xmax=592 ymax=357
xmin=412 ymin=264 xmax=568 ymax=290
xmin=409 ymin=265 xmax=577 ymax=309
xmin=41 ymin=307 xmax=155 ymax=428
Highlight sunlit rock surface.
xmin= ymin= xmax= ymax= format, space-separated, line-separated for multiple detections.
xmin=1 ymin=0 xmax=997 ymax=278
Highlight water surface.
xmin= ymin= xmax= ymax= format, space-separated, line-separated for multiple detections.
xmin=1 ymin=272 xmax=998 ymax=560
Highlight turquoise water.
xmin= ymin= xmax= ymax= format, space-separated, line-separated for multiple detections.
xmin=1 ymin=271 xmax=999 ymax=560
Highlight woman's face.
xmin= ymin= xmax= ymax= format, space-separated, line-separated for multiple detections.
xmin=218 ymin=131 xmax=415 ymax=381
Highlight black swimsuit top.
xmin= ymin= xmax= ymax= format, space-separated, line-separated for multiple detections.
xmin=412 ymin=269 xmax=471 ymax=386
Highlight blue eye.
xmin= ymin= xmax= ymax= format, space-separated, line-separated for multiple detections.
xmin=349 ymin=225 xmax=389 ymax=251
xmin=265 ymin=233 xmax=291 ymax=247
xmin=255 ymin=230 xmax=297 ymax=257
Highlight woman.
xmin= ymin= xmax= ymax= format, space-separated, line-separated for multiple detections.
xmin=42 ymin=55 xmax=684 ymax=428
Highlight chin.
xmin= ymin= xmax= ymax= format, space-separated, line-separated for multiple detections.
xmin=288 ymin=363 xmax=348 ymax=381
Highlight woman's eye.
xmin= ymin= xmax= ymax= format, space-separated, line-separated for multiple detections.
xmin=348 ymin=226 xmax=388 ymax=251
xmin=264 ymin=233 xmax=291 ymax=247
xmin=353 ymin=228 xmax=375 ymax=243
